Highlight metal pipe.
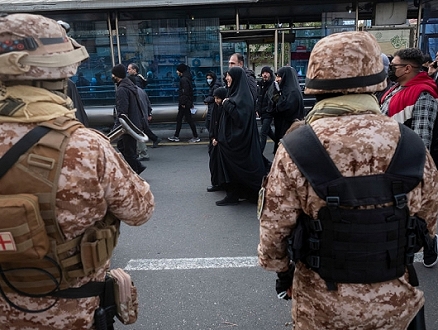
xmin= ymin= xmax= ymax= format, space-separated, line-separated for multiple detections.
xmin=219 ymin=31 xmax=224 ymax=79
xmin=274 ymin=29 xmax=278 ymax=73
xmin=415 ymin=0 xmax=423 ymax=48
xmin=115 ymin=14 xmax=122 ymax=64
xmin=355 ymin=2 xmax=359 ymax=31
xmin=281 ymin=31 xmax=285 ymax=66
xmin=108 ymin=14 xmax=116 ymax=68
xmin=235 ymin=9 xmax=239 ymax=33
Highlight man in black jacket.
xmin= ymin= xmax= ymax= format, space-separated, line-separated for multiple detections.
xmin=127 ymin=63 xmax=148 ymax=89
xmin=112 ymin=64 xmax=146 ymax=174
xmin=228 ymin=53 xmax=257 ymax=103
xmin=168 ymin=63 xmax=200 ymax=143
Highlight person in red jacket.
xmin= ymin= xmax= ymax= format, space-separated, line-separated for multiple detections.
xmin=381 ymin=48 xmax=438 ymax=268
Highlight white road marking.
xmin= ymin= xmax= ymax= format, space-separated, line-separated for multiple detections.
xmin=125 ymin=253 xmax=425 ymax=271
xmin=125 ymin=256 xmax=258 ymax=270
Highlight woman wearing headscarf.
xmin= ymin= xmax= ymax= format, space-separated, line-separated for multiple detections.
xmin=268 ymin=66 xmax=304 ymax=153
xmin=215 ymin=67 xmax=267 ymax=206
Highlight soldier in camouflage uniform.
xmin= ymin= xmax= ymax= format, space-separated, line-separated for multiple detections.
xmin=0 ymin=13 xmax=154 ymax=329
xmin=258 ymin=31 xmax=438 ymax=329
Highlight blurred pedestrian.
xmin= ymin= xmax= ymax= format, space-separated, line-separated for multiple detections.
xmin=168 ymin=63 xmax=200 ymax=143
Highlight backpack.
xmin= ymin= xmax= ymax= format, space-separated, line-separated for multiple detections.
xmin=281 ymin=123 xmax=425 ymax=290
xmin=0 ymin=117 xmax=120 ymax=311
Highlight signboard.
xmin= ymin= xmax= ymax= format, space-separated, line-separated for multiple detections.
xmin=366 ymin=27 xmax=414 ymax=55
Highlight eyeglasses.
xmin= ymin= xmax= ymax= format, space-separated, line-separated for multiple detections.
xmin=389 ymin=63 xmax=408 ymax=70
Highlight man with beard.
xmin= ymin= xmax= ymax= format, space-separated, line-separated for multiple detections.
xmin=380 ymin=48 xmax=438 ymax=268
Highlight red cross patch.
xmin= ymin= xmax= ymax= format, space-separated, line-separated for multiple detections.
xmin=0 ymin=232 xmax=16 ymax=252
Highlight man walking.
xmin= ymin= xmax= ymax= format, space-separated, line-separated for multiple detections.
xmin=168 ymin=63 xmax=200 ymax=143
xmin=127 ymin=62 xmax=148 ymax=89
xmin=112 ymin=63 xmax=146 ymax=174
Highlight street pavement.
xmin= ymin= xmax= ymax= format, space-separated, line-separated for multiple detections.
xmin=110 ymin=126 xmax=438 ymax=330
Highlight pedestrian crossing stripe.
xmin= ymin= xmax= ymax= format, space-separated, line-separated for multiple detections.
xmin=124 ymin=254 xmax=425 ymax=271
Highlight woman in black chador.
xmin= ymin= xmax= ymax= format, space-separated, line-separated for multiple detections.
xmin=268 ymin=66 xmax=304 ymax=153
xmin=215 ymin=66 xmax=267 ymax=206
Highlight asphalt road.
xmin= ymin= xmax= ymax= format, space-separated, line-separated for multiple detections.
xmin=109 ymin=127 xmax=438 ymax=330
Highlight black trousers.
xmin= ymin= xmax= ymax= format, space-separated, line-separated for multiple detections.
xmin=117 ymin=134 xmax=144 ymax=174
xmin=174 ymin=105 xmax=198 ymax=138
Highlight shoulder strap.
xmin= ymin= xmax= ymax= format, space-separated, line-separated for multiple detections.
xmin=280 ymin=125 xmax=342 ymax=197
xmin=281 ymin=123 xmax=425 ymax=206
xmin=0 ymin=126 xmax=51 ymax=180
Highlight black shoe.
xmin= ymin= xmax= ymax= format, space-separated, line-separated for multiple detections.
xmin=137 ymin=165 xmax=146 ymax=174
xmin=207 ymin=185 xmax=222 ymax=192
xmin=423 ymin=234 xmax=438 ymax=268
xmin=215 ymin=196 xmax=239 ymax=206
xmin=152 ymin=137 xmax=162 ymax=148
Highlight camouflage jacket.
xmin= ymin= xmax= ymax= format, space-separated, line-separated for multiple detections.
xmin=0 ymin=122 xmax=154 ymax=329
xmin=258 ymin=113 xmax=438 ymax=329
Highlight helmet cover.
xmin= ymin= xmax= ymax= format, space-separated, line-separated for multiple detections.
xmin=0 ymin=13 xmax=89 ymax=81
xmin=304 ymin=31 xmax=387 ymax=95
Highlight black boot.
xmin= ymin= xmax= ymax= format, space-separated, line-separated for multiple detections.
xmin=215 ymin=195 xmax=239 ymax=206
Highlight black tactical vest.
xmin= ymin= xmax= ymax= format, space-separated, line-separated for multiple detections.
xmin=281 ymin=123 xmax=425 ymax=290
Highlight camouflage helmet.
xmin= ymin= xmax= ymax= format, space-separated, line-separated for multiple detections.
xmin=0 ymin=13 xmax=89 ymax=81
xmin=304 ymin=31 xmax=387 ymax=95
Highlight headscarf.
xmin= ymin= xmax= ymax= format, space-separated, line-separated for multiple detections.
xmin=273 ymin=66 xmax=304 ymax=119
xmin=227 ymin=66 xmax=253 ymax=109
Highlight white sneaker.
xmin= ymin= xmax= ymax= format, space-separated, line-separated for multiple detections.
xmin=423 ymin=234 xmax=438 ymax=268
xmin=168 ymin=136 xmax=180 ymax=142
xmin=188 ymin=137 xmax=200 ymax=143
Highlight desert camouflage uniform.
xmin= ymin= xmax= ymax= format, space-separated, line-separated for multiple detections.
xmin=258 ymin=113 xmax=438 ymax=329
xmin=0 ymin=123 xmax=154 ymax=329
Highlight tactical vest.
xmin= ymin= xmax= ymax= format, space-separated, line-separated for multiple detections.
xmin=0 ymin=117 xmax=120 ymax=300
xmin=281 ymin=123 xmax=425 ymax=289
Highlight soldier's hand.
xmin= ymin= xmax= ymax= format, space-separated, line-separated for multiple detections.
xmin=275 ymin=263 xmax=295 ymax=300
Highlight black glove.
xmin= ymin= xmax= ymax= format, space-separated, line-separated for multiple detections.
xmin=275 ymin=263 xmax=295 ymax=300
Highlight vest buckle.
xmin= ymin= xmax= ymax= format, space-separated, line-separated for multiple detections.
xmin=394 ymin=193 xmax=407 ymax=209
xmin=307 ymin=255 xmax=320 ymax=268
xmin=309 ymin=237 xmax=320 ymax=250
xmin=407 ymin=216 xmax=416 ymax=230
xmin=326 ymin=196 xmax=340 ymax=207
xmin=311 ymin=219 xmax=322 ymax=232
